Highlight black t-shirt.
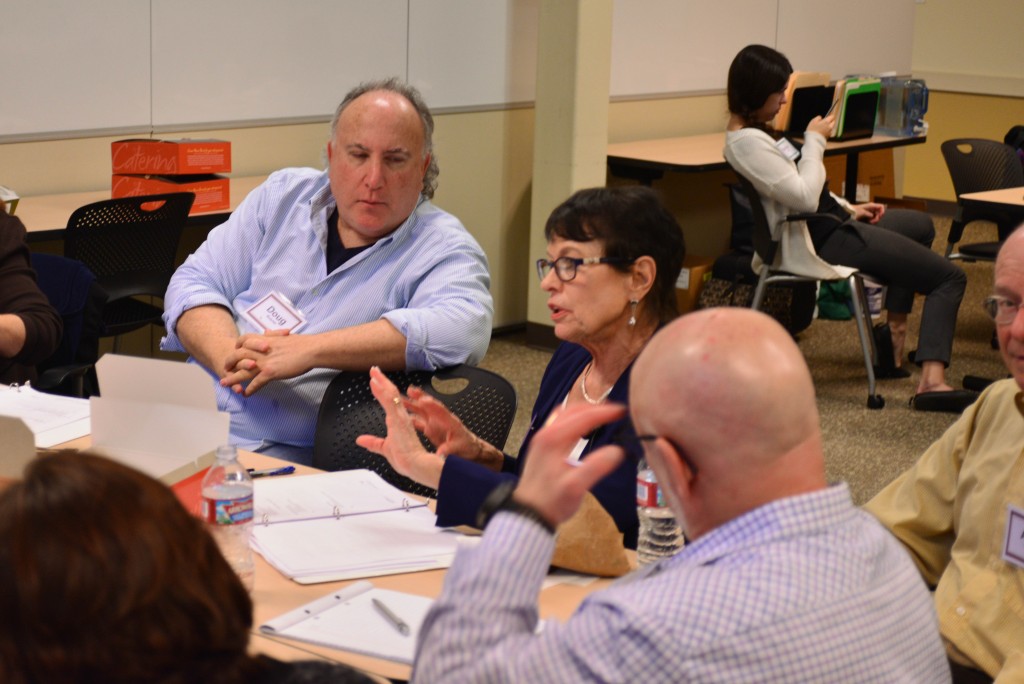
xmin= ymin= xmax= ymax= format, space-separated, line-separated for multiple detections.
xmin=325 ymin=208 xmax=372 ymax=273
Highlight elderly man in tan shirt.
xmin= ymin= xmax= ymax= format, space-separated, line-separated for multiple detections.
xmin=866 ymin=225 xmax=1024 ymax=684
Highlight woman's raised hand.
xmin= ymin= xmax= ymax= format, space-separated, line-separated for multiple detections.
xmin=405 ymin=386 xmax=505 ymax=472
xmin=807 ymin=108 xmax=838 ymax=140
xmin=355 ymin=367 xmax=445 ymax=489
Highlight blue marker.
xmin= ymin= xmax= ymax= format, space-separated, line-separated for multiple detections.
xmin=246 ymin=466 xmax=296 ymax=479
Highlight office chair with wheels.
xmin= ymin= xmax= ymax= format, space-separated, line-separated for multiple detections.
xmin=941 ymin=138 xmax=1024 ymax=262
xmin=731 ymin=168 xmax=884 ymax=409
xmin=29 ymin=253 xmax=107 ymax=398
xmin=63 ymin=192 xmax=194 ymax=353
xmin=313 ymin=365 xmax=518 ymax=498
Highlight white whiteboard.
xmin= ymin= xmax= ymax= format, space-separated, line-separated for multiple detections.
xmin=409 ymin=0 xmax=540 ymax=109
xmin=0 ymin=0 xmax=916 ymax=141
xmin=610 ymin=0 xmax=915 ymax=98
xmin=776 ymin=0 xmax=915 ymax=79
xmin=0 ymin=0 xmax=151 ymax=138
xmin=151 ymin=0 xmax=407 ymax=128
xmin=610 ymin=0 xmax=778 ymax=96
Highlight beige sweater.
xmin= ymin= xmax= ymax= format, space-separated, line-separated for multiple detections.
xmin=723 ymin=127 xmax=855 ymax=281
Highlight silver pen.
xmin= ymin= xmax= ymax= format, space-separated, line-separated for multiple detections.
xmin=372 ymin=597 xmax=411 ymax=636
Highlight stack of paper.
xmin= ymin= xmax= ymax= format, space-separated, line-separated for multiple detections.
xmin=261 ymin=580 xmax=434 ymax=664
xmin=0 ymin=383 xmax=90 ymax=447
xmin=251 ymin=470 xmax=463 ymax=583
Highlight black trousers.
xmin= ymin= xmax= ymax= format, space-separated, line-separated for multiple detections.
xmin=815 ymin=209 xmax=967 ymax=366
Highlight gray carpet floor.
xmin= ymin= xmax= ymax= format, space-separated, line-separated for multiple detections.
xmin=478 ymin=216 xmax=1007 ymax=505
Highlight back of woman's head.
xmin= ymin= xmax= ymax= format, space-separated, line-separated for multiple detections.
xmin=544 ymin=186 xmax=686 ymax=324
xmin=727 ymin=44 xmax=793 ymax=124
xmin=0 ymin=452 xmax=254 ymax=684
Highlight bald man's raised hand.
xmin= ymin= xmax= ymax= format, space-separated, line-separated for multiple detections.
xmin=513 ymin=403 xmax=627 ymax=529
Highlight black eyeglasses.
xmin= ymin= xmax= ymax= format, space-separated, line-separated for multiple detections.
xmin=609 ymin=423 xmax=698 ymax=477
xmin=535 ymin=256 xmax=632 ymax=282
xmin=635 ymin=434 xmax=699 ymax=477
xmin=983 ymin=295 xmax=1024 ymax=326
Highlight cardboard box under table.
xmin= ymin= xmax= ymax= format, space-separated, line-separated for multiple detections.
xmin=675 ymin=255 xmax=714 ymax=314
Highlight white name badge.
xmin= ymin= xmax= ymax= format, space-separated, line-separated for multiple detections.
xmin=242 ymin=292 xmax=307 ymax=334
xmin=774 ymin=137 xmax=801 ymax=161
xmin=1002 ymin=503 xmax=1024 ymax=570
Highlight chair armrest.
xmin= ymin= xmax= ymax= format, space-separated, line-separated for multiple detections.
xmin=784 ymin=212 xmax=846 ymax=226
xmin=35 ymin=363 xmax=92 ymax=398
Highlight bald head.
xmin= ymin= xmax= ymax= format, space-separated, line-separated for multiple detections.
xmin=630 ymin=309 xmax=825 ymax=534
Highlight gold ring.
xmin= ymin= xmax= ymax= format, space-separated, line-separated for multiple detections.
xmin=392 ymin=397 xmax=401 ymax=406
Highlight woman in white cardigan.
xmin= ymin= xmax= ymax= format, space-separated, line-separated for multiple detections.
xmin=723 ymin=44 xmax=971 ymax=412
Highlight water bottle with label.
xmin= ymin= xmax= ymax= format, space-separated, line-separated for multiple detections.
xmin=636 ymin=458 xmax=684 ymax=565
xmin=201 ymin=445 xmax=255 ymax=589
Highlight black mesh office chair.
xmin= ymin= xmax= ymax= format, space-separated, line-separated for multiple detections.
xmin=63 ymin=192 xmax=194 ymax=352
xmin=29 ymin=253 xmax=107 ymax=398
xmin=941 ymin=139 xmax=1024 ymax=261
xmin=731 ymin=167 xmax=884 ymax=409
xmin=312 ymin=365 xmax=518 ymax=498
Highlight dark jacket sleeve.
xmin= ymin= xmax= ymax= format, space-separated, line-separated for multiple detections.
xmin=433 ymin=343 xmax=642 ymax=548
xmin=0 ymin=212 xmax=63 ymax=383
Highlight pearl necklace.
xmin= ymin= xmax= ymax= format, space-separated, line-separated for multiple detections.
xmin=580 ymin=362 xmax=613 ymax=405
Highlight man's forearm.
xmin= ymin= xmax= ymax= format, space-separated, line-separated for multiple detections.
xmin=175 ymin=305 xmax=239 ymax=378
xmin=308 ymin=319 xmax=408 ymax=371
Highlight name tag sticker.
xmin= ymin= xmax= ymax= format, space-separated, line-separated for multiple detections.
xmin=1002 ymin=504 xmax=1024 ymax=570
xmin=242 ymin=292 xmax=306 ymax=334
xmin=774 ymin=137 xmax=801 ymax=161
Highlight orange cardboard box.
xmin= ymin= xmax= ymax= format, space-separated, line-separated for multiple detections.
xmin=112 ymin=174 xmax=230 ymax=214
xmin=111 ymin=139 xmax=232 ymax=175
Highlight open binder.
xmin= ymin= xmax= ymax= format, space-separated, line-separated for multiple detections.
xmin=250 ymin=470 xmax=464 ymax=584
xmin=260 ymin=580 xmax=433 ymax=665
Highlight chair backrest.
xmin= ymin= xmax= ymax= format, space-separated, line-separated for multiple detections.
xmin=312 ymin=365 xmax=518 ymax=498
xmin=941 ymin=139 xmax=1024 ymax=197
xmin=729 ymin=167 xmax=780 ymax=266
xmin=63 ymin=192 xmax=194 ymax=301
xmin=29 ymin=253 xmax=106 ymax=396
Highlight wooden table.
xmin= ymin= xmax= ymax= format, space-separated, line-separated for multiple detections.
xmin=47 ymin=442 xmax=614 ymax=682
xmin=607 ymin=131 xmax=927 ymax=202
xmin=960 ymin=186 xmax=1024 ymax=213
xmin=16 ymin=175 xmax=265 ymax=241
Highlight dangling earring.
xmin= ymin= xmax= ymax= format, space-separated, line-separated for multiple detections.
xmin=628 ymin=299 xmax=639 ymax=327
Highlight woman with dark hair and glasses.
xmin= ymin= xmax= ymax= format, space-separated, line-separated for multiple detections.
xmin=724 ymin=44 xmax=972 ymax=412
xmin=0 ymin=451 xmax=375 ymax=684
xmin=357 ymin=186 xmax=686 ymax=548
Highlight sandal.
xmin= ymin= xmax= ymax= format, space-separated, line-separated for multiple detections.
xmin=910 ymin=389 xmax=978 ymax=413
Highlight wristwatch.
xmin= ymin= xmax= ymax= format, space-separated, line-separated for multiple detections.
xmin=476 ymin=481 xmax=555 ymax=534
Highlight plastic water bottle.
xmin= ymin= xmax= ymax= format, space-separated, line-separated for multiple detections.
xmin=201 ymin=445 xmax=255 ymax=589
xmin=636 ymin=458 xmax=684 ymax=565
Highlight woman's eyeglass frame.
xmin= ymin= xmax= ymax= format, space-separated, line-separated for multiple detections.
xmin=535 ymin=256 xmax=633 ymax=282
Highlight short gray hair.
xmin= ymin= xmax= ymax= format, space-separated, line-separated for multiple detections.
xmin=330 ymin=77 xmax=439 ymax=199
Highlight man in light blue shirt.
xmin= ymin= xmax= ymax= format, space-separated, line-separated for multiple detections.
xmin=409 ymin=308 xmax=949 ymax=683
xmin=162 ymin=79 xmax=492 ymax=463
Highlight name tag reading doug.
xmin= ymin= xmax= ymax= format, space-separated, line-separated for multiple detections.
xmin=1003 ymin=504 xmax=1024 ymax=570
xmin=243 ymin=292 xmax=307 ymax=334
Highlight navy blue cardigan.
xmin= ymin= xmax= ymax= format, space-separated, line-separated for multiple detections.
xmin=434 ymin=342 xmax=640 ymax=549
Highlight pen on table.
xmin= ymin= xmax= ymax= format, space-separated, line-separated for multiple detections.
xmin=246 ymin=466 xmax=295 ymax=479
xmin=372 ymin=597 xmax=411 ymax=636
